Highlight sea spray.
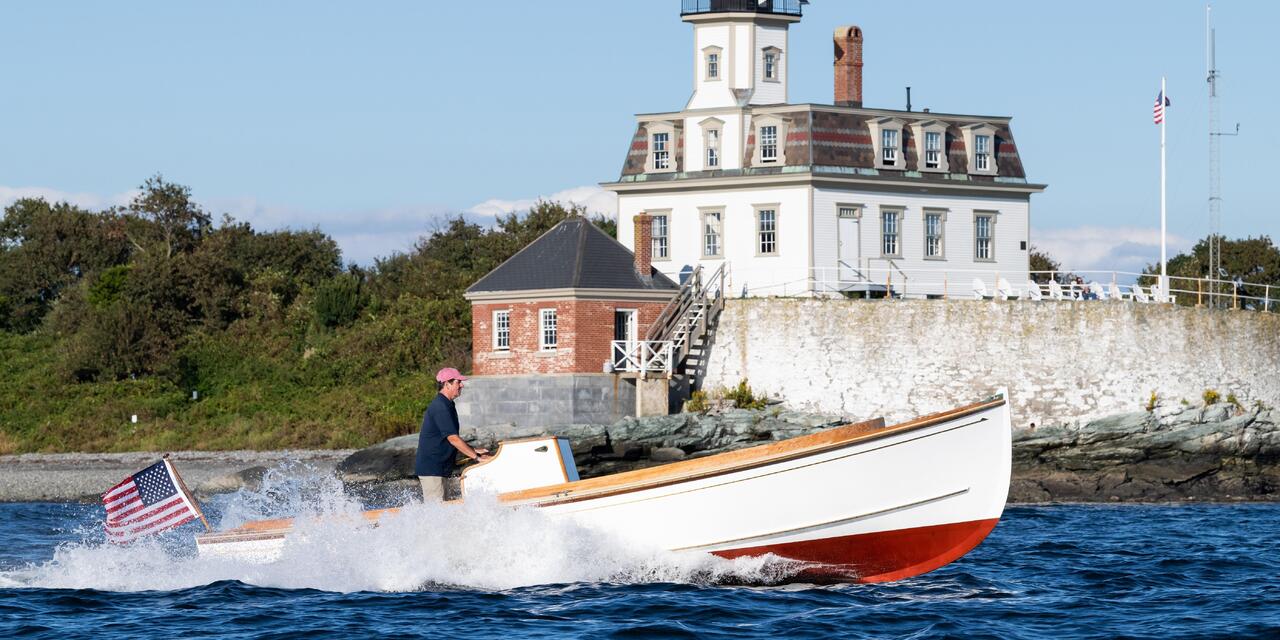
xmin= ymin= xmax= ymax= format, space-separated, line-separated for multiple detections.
xmin=3 ymin=462 xmax=801 ymax=592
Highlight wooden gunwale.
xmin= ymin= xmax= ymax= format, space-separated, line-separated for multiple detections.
xmin=501 ymin=396 xmax=1005 ymax=507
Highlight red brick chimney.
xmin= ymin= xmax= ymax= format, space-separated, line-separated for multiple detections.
xmin=633 ymin=212 xmax=653 ymax=280
xmin=834 ymin=25 xmax=863 ymax=108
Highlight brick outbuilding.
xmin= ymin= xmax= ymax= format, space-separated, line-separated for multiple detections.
xmin=457 ymin=216 xmax=679 ymax=428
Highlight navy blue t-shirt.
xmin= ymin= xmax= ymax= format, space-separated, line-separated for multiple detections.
xmin=414 ymin=393 xmax=461 ymax=477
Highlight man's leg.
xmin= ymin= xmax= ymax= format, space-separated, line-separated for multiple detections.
xmin=418 ymin=476 xmax=445 ymax=502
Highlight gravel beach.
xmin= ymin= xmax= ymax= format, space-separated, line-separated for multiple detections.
xmin=0 ymin=450 xmax=355 ymax=502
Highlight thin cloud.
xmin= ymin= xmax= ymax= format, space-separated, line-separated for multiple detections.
xmin=1033 ymin=226 xmax=1192 ymax=276
xmin=467 ymin=185 xmax=618 ymax=220
xmin=0 ymin=186 xmax=137 ymax=210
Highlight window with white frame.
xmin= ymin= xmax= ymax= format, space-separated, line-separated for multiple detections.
xmin=702 ymin=210 xmax=723 ymax=257
xmin=705 ymin=49 xmax=720 ymax=81
xmin=539 ymin=308 xmax=557 ymax=350
xmin=762 ymin=47 xmax=781 ymax=81
xmin=651 ymin=213 xmax=669 ymax=260
xmin=974 ymin=135 xmax=991 ymax=172
xmin=652 ymin=132 xmax=670 ymax=170
xmin=974 ymin=213 xmax=995 ymax=261
xmin=756 ymin=208 xmax=778 ymax=255
xmin=492 ymin=310 xmax=510 ymax=351
xmin=924 ymin=132 xmax=942 ymax=169
xmin=924 ymin=210 xmax=945 ymax=259
xmin=881 ymin=209 xmax=901 ymax=257
xmin=962 ymin=123 xmax=998 ymax=175
xmin=869 ymin=117 xmax=905 ymax=169
xmin=881 ymin=129 xmax=899 ymax=165
xmin=706 ymin=128 xmax=720 ymax=168
xmin=760 ymin=125 xmax=778 ymax=163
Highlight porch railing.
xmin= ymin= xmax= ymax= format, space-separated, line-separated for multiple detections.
xmin=610 ymin=340 xmax=674 ymax=374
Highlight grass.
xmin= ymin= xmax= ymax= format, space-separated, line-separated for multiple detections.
xmin=0 ymin=327 xmax=438 ymax=454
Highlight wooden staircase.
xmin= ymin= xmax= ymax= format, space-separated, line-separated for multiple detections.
xmin=644 ymin=263 xmax=726 ymax=382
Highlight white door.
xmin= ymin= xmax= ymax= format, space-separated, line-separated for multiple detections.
xmin=837 ymin=210 xmax=861 ymax=283
xmin=613 ymin=309 xmax=638 ymax=369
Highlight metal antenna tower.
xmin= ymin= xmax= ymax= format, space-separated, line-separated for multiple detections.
xmin=1206 ymin=4 xmax=1239 ymax=307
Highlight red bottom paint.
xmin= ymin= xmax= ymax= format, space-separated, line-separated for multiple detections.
xmin=712 ymin=518 xmax=1001 ymax=583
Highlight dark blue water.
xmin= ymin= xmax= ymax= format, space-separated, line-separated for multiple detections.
xmin=2 ymin=502 xmax=1278 ymax=639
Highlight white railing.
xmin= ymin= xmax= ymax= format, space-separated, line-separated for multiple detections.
xmin=719 ymin=263 xmax=1275 ymax=313
xmin=610 ymin=340 xmax=674 ymax=375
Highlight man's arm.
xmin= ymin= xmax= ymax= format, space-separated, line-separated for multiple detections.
xmin=447 ymin=435 xmax=491 ymax=462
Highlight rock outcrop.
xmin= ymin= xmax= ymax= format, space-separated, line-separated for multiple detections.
xmin=337 ymin=402 xmax=1279 ymax=502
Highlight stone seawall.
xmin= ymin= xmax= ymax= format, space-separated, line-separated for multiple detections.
xmin=701 ymin=299 xmax=1280 ymax=430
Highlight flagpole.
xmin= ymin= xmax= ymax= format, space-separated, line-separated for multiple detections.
xmin=1160 ymin=76 xmax=1168 ymax=302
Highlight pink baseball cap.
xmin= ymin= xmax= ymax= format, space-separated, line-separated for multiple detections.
xmin=436 ymin=367 xmax=468 ymax=383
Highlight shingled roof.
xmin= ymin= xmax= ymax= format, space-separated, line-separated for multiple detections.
xmin=467 ymin=217 xmax=678 ymax=294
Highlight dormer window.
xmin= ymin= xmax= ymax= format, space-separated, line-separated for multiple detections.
xmin=881 ymin=129 xmax=898 ymax=164
xmin=644 ymin=122 xmax=678 ymax=174
xmin=761 ymin=126 xmax=778 ymax=162
xmin=762 ymin=47 xmax=781 ymax=82
xmin=974 ymin=135 xmax=991 ymax=171
xmin=961 ymin=123 xmax=999 ymax=176
xmin=910 ymin=120 xmax=950 ymax=173
xmin=752 ymin=115 xmax=788 ymax=167
xmin=868 ymin=117 xmax=905 ymax=169
xmin=925 ymin=132 xmax=942 ymax=168
xmin=653 ymin=133 xmax=670 ymax=169
xmin=703 ymin=46 xmax=722 ymax=81
xmin=700 ymin=117 xmax=724 ymax=170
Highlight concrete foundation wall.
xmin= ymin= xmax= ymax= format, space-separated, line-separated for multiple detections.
xmin=456 ymin=374 xmax=637 ymax=428
xmin=702 ymin=299 xmax=1280 ymax=428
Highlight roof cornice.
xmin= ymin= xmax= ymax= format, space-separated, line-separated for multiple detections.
xmin=602 ymin=171 xmax=1047 ymax=196
xmin=465 ymin=288 xmax=678 ymax=303
xmin=635 ymin=103 xmax=1014 ymax=125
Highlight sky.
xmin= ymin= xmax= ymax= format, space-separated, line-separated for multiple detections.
xmin=2 ymin=1 xmax=1275 ymax=272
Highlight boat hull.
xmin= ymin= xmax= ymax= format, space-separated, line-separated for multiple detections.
xmin=197 ymin=394 xmax=1012 ymax=583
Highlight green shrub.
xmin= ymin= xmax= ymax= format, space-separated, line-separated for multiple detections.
xmin=1145 ymin=391 xmax=1159 ymax=412
xmin=1226 ymin=393 xmax=1243 ymax=411
xmin=1202 ymin=389 xmax=1221 ymax=406
xmin=723 ymin=379 xmax=767 ymax=410
xmin=313 ymin=273 xmax=365 ymax=329
xmin=87 ymin=265 xmax=131 ymax=308
xmin=684 ymin=389 xmax=709 ymax=413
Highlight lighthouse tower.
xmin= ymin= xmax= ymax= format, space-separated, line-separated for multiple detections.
xmin=683 ymin=0 xmax=805 ymax=110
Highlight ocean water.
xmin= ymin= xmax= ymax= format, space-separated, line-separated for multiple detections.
xmin=1 ymin=470 xmax=1278 ymax=639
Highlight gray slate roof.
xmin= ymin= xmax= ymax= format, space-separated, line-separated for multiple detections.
xmin=467 ymin=217 xmax=678 ymax=294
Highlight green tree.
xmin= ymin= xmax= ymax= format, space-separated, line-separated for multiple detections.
xmin=1143 ymin=235 xmax=1280 ymax=308
xmin=122 ymin=175 xmax=211 ymax=259
xmin=0 ymin=198 xmax=130 ymax=331
xmin=1028 ymin=244 xmax=1061 ymax=283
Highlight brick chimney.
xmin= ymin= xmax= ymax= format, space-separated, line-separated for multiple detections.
xmin=633 ymin=212 xmax=652 ymax=280
xmin=834 ymin=25 xmax=863 ymax=108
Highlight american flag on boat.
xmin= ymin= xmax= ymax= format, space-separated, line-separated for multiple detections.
xmin=1153 ymin=91 xmax=1170 ymax=125
xmin=102 ymin=460 xmax=206 ymax=542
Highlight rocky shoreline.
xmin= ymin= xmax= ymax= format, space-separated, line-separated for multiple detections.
xmin=3 ymin=401 xmax=1275 ymax=504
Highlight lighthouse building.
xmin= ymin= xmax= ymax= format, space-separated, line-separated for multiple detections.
xmin=605 ymin=1 xmax=1046 ymax=297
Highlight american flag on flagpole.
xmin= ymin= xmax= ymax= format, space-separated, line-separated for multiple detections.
xmin=102 ymin=460 xmax=206 ymax=542
xmin=1153 ymin=91 xmax=1171 ymax=124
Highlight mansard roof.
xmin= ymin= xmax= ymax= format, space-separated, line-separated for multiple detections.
xmin=616 ymin=104 xmax=1038 ymax=188
xmin=466 ymin=217 xmax=678 ymax=295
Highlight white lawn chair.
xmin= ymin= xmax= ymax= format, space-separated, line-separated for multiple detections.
xmin=1150 ymin=282 xmax=1164 ymax=303
xmin=1090 ymin=281 xmax=1108 ymax=300
xmin=1109 ymin=282 xmax=1128 ymax=300
xmin=972 ymin=277 xmax=989 ymax=300
xmin=1048 ymin=279 xmax=1066 ymax=301
xmin=1025 ymin=279 xmax=1044 ymax=301
xmin=1132 ymin=284 xmax=1150 ymax=303
xmin=996 ymin=277 xmax=1014 ymax=301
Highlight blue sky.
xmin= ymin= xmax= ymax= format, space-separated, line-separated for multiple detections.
xmin=2 ymin=1 xmax=1274 ymax=271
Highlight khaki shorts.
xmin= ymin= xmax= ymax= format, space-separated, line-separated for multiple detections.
xmin=418 ymin=476 xmax=446 ymax=502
